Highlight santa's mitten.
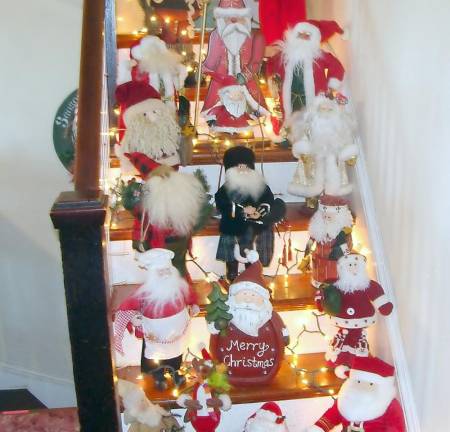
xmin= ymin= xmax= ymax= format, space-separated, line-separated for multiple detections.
xmin=378 ymin=301 xmax=394 ymax=316
xmin=292 ymin=138 xmax=311 ymax=158
xmin=314 ymin=289 xmax=324 ymax=312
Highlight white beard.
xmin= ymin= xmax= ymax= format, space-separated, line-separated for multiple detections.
xmin=221 ymin=90 xmax=248 ymax=118
xmin=121 ymin=107 xmax=180 ymax=161
xmin=309 ymin=207 xmax=353 ymax=243
xmin=282 ymin=26 xmax=321 ymax=67
xmin=336 ymin=255 xmax=371 ymax=293
xmin=142 ymin=171 xmax=205 ymax=236
xmin=135 ymin=267 xmax=189 ymax=316
xmin=225 ymin=167 xmax=266 ymax=200
xmin=245 ymin=411 xmax=286 ymax=432
xmin=218 ymin=20 xmax=251 ymax=56
xmin=338 ymin=378 xmax=396 ymax=422
xmin=227 ymin=296 xmax=272 ymax=337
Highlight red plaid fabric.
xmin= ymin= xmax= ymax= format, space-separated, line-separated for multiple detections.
xmin=124 ymin=152 xmax=160 ymax=179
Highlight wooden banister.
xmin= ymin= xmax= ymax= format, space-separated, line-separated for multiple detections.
xmin=74 ymin=0 xmax=106 ymax=193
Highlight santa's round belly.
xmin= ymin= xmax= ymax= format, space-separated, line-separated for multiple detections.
xmin=210 ymin=321 xmax=284 ymax=385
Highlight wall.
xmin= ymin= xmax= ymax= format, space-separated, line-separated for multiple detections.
xmin=0 ymin=0 xmax=82 ymax=407
xmin=309 ymin=0 xmax=450 ymax=430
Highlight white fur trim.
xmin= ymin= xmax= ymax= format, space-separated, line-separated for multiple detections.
xmin=328 ymin=77 xmax=342 ymax=90
xmin=292 ymin=138 xmax=311 ymax=157
xmin=282 ymin=63 xmax=294 ymax=119
xmin=176 ymin=394 xmax=192 ymax=408
xmin=372 ymin=294 xmax=389 ymax=309
xmin=214 ymin=7 xmax=252 ymax=19
xmin=350 ymin=370 xmax=395 ymax=385
xmin=335 ymin=364 xmax=350 ymax=379
xmin=331 ymin=314 xmax=376 ymax=329
xmin=229 ymin=281 xmax=270 ymax=300
xmin=246 ymin=249 xmax=260 ymax=264
xmin=339 ymin=144 xmax=359 ymax=161
xmin=306 ymin=425 xmax=325 ymax=432
xmin=219 ymin=394 xmax=232 ymax=411
xmin=282 ymin=327 xmax=289 ymax=337
xmin=288 ymin=182 xmax=324 ymax=198
xmin=234 ymin=244 xmax=248 ymax=263
xmin=212 ymin=125 xmax=252 ymax=134
xmin=292 ymin=22 xmax=321 ymax=39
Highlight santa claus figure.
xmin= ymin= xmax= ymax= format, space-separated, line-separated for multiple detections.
xmin=244 ymin=401 xmax=289 ymax=432
xmin=208 ymin=250 xmax=289 ymax=385
xmin=215 ymin=146 xmax=286 ymax=281
xmin=201 ymin=0 xmax=269 ymax=123
xmin=177 ymin=347 xmax=232 ymax=432
xmin=320 ymin=253 xmax=393 ymax=375
xmin=115 ymin=80 xmax=181 ymax=173
xmin=303 ymin=195 xmax=353 ymax=288
xmin=307 ymin=357 xmax=406 ymax=432
xmin=288 ymin=94 xmax=358 ymax=198
xmin=128 ymin=35 xmax=187 ymax=106
xmin=281 ymin=20 xmax=345 ymax=119
xmin=114 ymin=248 xmax=199 ymax=390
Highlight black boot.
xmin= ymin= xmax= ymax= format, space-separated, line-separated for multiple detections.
xmin=226 ymin=260 xmax=239 ymax=282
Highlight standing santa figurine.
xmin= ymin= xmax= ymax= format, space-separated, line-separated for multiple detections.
xmin=114 ymin=248 xmax=199 ymax=390
xmin=215 ymin=146 xmax=286 ymax=281
xmin=201 ymin=0 xmax=269 ymax=124
xmin=208 ymin=249 xmax=289 ymax=385
xmin=244 ymin=401 xmax=289 ymax=432
xmin=319 ymin=253 xmax=393 ymax=376
xmin=307 ymin=357 xmax=406 ymax=432
xmin=281 ymin=20 xmax=345 ymax=120
xmin=302 ymin=195 xmax=354 ymax=288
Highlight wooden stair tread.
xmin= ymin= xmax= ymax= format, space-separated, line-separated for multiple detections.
xmin=112 ymin=273 xmax=315 ymax=314
xmin=116 ymin=353 xmax=342 ymax=408
xmin=110 ymin=202 xmax=309 ymax=241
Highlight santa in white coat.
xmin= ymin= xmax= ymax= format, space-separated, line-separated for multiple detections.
xmin=244 ymin=401 xmax=289 ymax=432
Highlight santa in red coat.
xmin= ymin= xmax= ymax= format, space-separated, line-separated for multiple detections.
xmin=114 ymin=248 xmax=199 ymax=390
xmin=201 ymin=0 xmax=269 ymax=121
xmin=307 ymin=357 xmax=406 ymax=432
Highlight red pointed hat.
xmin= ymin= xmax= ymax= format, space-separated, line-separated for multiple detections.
xmin=350 ymin=357 xmax=395 ymax=384
xmin=259 ymin=402 xmax=285 ymax=423
xmin=229 ymin=260 xmax=269 ymax=300
xmin=115 ymin=81 xmax=161 ymax=111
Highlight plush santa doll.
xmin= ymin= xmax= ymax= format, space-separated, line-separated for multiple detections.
xmin=215 ymin=146 xmax=286 ymax=281
xmin=208 ymin=250 xmax=289 ymax=385
xmin=201 ymin=0 xmax=269 ymax=123
xmin=128 ymin=35 xmax=187 ymax=105
xmin=287 ymin=94 xmax=358 ymax=198
xmin=114 ymin=248 xmax=199 ymax=390
xmin=307 ymin=357 xmax=406 ymax=432
xmin=115 ymin=80 xmax=181 ymax=173
xmin=244 ymin=401 xmax=289 ymax=432
xmin=302 ymin=195 xmax=353 ymax=288
xmin=320 ymin=253 xmax=393 ymax=376
xmin=280 ymin=20 xmax=345 ymax=120
xmin=177 ymin=347 xmax=232 ymax=432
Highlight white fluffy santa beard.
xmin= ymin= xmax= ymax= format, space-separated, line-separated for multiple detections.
xmin=338 ymin=377 xmax=396 ymax=422
xmin=217 ymin=19 xmax=251 ymax=56
xmin=220 ymin=88 xmax=247 ymax=118
xmin=227 ymin=295 xmax=272 ymax=337
xmin=121 ymin=112 xmax=180 ymax=161
xmin=142 ymin=171 xmax=205 ymax=236
xmin=245 ymin=410 xmax=286 ymax=432
xmin=135 ymin=267 xmax=189 ymax=314
xmin=282 ymin=30 xmax=321 ymax=69
xmin=224 ymin=166 xmax=266 ymax=200
xmin=309 ymin=208 xmax=353 ymax=243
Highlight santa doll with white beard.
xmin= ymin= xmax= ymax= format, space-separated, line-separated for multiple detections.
xmin=208 ymin=249 xmax=289 ymax=385
xmin=319 ymin=253 xmax=393 ymax=377
xmin=201 ymin=0 xmax=269 ymax=123
xmin=244 ymin=401 xmax=289 ymax=432
xmin=302 ymin=195 xmax=354 ymax=288
xmin=215 ymin=146 xmax=286 ymax=282
xmin=307 ymin=357 xmax=406 ymax=432
xmin=114 ymin=248 xmax=199 ymax=391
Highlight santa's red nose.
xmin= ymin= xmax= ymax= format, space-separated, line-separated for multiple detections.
xmin=230 ymin=17 xmax=237 ymax=23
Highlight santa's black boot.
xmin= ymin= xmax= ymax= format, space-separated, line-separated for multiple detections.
xmin=226 ymin=260 xmax=239 ymax=282
xmin=152 ymin=368 xmax=168 ymax=391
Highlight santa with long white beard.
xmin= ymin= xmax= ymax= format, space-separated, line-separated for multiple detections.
xmin=303 ymin=195 xmax=354 ymax=288
xmin=215 ymin=146 xmax=286 ymax=282
xmin=307 ymin=357 xmax=406 ymax=432
xmin=244 ymin=402 xmax=289 ymax=432
xmin=201 ymin=0 xmax=269 ymax=122
xmin=280 ymin=20 xmax=345 ymax=120
xmin=208 ymin=250 xmax=289 ymax=385
xmin=319 ymin=253 xmax=393 ymax=377
xmin=288 ymin=94 xmax=358 ymax=198
xmin=114 ymin=248 xmax=199 ymax=391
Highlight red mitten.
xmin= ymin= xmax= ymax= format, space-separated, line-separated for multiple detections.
xmin=315 ymin=289 xmax=324 ymax=312
xmin=378 ymin=301 xmax=393 ymax=316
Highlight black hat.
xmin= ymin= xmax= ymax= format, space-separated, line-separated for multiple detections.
xmin=223 ymin=146 xmax=255 ymax=171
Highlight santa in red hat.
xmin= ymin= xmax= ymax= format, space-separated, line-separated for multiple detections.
xmin=201 ymin=0 xmax=269 ymax=122
xmin=115 ymin=80 xmax=181 ymax=174
xmin=307 ymin=357 xmax=406 ymax=432
xmin=303 ymin=195 xmax=354 ymax=288
xmin=321 ymin=253 xmax=393 ymax=376
xmin=114 ymin=248 xmax=199 ymax=391
xmin=244 ymin=401 xmax=289 ymax=432
xmin=208 ymin=249 xmax=289 ymax=385
xmin=177 ymin=346 xmax=232 ymax=432
xmin=280 ymin=20 xmax=345 ymax=119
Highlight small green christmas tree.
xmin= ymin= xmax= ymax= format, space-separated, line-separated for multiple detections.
xmin=205 ymin=282 xmax=233 ymax=336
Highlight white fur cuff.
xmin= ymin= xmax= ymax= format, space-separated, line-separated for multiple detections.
xmin=219 ymin=394 xmax=232 ymax=411
xmin=372 ymin=294 xmax=389 ymax=309
xmin=328 ymin=77 xmax=342 ymax=90
xmin=176 ymin=394 xmax=192 ymax=408
xmin=306 ymin=426 xmax=325 ymax=432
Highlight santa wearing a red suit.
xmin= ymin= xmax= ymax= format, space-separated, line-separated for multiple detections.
xmin=244 ymin=401 xmax=289 ymax=432
xmin=201 ymin=0 xmax=269 ymax=123
xmin=307 ymin=357 xmax=406 ymax=432
xmin=114 ymin=248 xmax=199 ymax=390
